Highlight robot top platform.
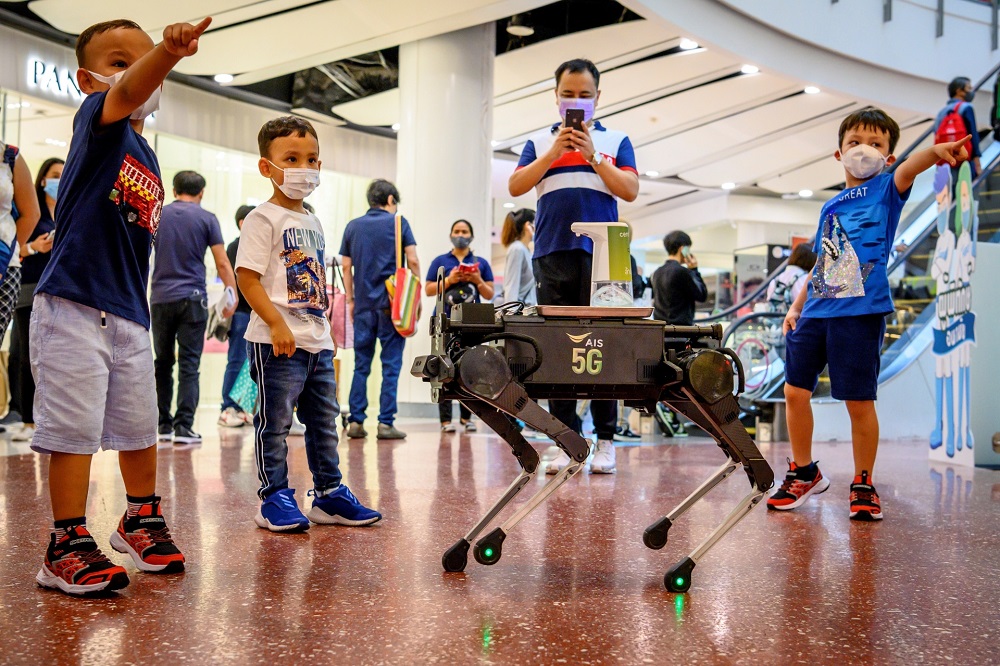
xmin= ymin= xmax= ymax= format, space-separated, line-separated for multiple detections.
xmin=529 ymin=305 xmax=653 ymax=318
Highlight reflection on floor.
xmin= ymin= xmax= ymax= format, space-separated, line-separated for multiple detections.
xmin=1 ymin=410 xmax=997 ymax=664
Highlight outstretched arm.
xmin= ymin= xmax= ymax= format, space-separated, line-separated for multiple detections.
xmin=894 ymin=135 xmax=970 ymax=193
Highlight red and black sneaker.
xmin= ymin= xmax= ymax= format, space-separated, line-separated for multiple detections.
xmin=109 ymin=497 xmax=186 ymax=573
xmin=766 ymin=458 xmax=831 ymax=511
xmin=849 ymin=471 xmax=883 ymax=521
xmin=36 ymin=525 xmax=130 ymax=595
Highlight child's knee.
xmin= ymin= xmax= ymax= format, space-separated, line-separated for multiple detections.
xmin=784 ymin=383 xmax=812 ymax=405
xmin=844 ymin=400 xmax=876 ymax=417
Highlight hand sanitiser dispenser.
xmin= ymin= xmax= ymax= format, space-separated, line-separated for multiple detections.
xmin=570 ymin=222 xmax=633 ymax=306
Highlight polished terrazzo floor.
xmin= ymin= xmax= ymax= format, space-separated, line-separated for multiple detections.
xmin=1 ymin=410 xmax=998 ymax=665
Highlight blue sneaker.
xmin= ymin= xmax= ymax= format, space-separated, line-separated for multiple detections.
xmin=307 ymin=485 xmax=382 ymax=526
xmin=254 ymin=488 xmax=310 ymax=533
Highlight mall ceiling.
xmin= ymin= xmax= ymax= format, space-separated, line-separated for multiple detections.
xmin=1 ymin=0 xmax=934 ymax=204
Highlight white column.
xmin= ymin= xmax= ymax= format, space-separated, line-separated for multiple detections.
xmin=395 ymin=24 xmax=495 ymax=410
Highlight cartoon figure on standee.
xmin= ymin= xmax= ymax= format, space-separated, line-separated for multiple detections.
xmin=930 ymin=165 xmax=956 ymax=453
xmin=951 ymin=164 xmax=977 ymax=453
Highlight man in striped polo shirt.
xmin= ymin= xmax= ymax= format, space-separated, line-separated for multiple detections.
xmin=508 ymin=58 xmax=639 ymax=475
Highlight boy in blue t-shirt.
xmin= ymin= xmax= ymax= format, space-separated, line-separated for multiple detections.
xmin=31 ymin=17 xmax=212 ymax=596
xmin=236 ymin=116 xmax=381 ymax=533
xmin=768 ymin=107 xmax=970 ymax=521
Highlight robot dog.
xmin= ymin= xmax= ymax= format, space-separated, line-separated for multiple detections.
xmin=412 ymin=276 xmax=773 ymax=592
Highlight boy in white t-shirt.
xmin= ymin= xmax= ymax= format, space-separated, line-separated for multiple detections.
xmin=236 ymin=116 xmax=381 ymax=532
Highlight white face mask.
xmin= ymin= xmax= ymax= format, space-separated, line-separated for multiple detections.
xmin=88 ymin=70 xmax=161 ymax=120
xmin=267 ymin=161 xmax=320 ymax=199
xmin=840 ymin=144 xmax=887 ymax=180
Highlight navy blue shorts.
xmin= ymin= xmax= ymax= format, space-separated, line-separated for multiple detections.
xmin=784 ymin=314 xmax=886 ymax=401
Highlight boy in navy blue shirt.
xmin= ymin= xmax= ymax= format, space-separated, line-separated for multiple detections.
xmin=31 ymin=17 xmax=211 ymax=595
xmin=768 ymin=107 xmax=970 ymax=521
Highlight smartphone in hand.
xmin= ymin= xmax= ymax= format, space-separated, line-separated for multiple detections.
xmin=565 ymin=108 xmax=585 ymax=132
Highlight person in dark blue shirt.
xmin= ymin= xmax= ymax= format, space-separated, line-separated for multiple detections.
xmin=339 ymin=179 xmax=419 ymax=440
xmin=31 ymin=15 xmax=210 ymax=597
xmin=424 ymin=219 xmax=494 ymax=432
xmin=150 ymin=170 xmax=236 ymax=443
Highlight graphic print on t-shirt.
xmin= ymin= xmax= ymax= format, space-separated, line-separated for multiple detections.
xmin=812 ymin=213 xmax=875 ymax=299
xmin=112 ymin=154 xmax=164 ymax=236
xmin=281 ymin=226 xmax=328 ymax=322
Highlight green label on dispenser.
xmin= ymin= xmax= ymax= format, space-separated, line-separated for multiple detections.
xmin=608 ymin=225 xmax=631 ymax=281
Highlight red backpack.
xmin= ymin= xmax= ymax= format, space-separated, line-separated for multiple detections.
xmin=935 ymin=102 xmax=967 ymax=165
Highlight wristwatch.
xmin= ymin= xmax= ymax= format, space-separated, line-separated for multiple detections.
xmin=588 ymin=151 xmax=603 ymax=167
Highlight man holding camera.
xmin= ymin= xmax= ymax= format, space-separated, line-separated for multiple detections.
xmin=508 ymin=58 xmax=639 ymax=475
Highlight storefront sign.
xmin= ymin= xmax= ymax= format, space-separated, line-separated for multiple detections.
xmin=26 ymin=58 xmax=83 ymax=104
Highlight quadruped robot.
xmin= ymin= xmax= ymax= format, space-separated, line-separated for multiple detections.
xmin=411 ymin=275 xmax=774 ymax=592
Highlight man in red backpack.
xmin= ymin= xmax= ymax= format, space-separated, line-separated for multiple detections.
xmin=935 ymin=77 xmax=981 ymax=177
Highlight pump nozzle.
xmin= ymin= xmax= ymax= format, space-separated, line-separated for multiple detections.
xmin=571 ymin=222 xmax=633 ymax=306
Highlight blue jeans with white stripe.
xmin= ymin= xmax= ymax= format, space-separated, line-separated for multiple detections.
xmin=247 ymin=342 xmax=342 ymax=500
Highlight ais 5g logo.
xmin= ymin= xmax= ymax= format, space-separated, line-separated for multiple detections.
xmin=567 ymin=332 xmax=603 ymax=375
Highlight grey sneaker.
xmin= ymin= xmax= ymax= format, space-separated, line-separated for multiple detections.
xmin=345 ymin=422 xmax=367 ymax=439
xmin=376 ymin=423 xmax=407 ymax=440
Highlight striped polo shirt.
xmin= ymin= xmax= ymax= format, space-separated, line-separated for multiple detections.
xmin=516 ymin=120 xmax=637 ymax=258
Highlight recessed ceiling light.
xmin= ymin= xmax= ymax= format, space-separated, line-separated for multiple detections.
xmin=503 ymin=202 xmax=516 ymax=209
xmin=781 ymin=193 xmax=798 ymax=200
xmin=679 ymin=38 xmax=699 ymax=50
xmin=214 ymin=73 xmax=234 ymax=84
xmin=44 ymin=137 xmax=67 ymax=147
xmin=645 ymin=170 xmax=660 ymax=178
xmin=391 ymin=123 xmax=400 ymax=131
xmin=804 ymin=86 xmax=821 ymax=95
xmin=741 ymin=64 xmax=759 ymax=75
xmin=798 ymin=189 xmax=813 ymax=198
xmin=721 ymin=182 xmax=737 ymax=190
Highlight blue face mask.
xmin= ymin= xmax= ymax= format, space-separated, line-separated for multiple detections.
xmin=43 ymin=178 xmax=59 ymax=201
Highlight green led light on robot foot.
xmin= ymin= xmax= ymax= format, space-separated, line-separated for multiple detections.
xmin=484 ymin=548 xmax=494 ymax=558
xmin=675 ymin=577 xmax=685 ymax=587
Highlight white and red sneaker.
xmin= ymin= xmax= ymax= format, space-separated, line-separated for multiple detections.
xmin=849 ymin=471 xmax=883 ymax=521
xmin=109 ymin=497 xmax=185 ymax=573
xmin=37 ymin=525 xmax=130 ymax=595
xmin=766 ymin=458 xmax=830 ymax=511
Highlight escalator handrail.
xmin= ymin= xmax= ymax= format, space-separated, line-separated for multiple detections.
xmin=699 ymin=258 xmax=790 ymax=322
xmin=720 ymin=311 xmax=787 ymax=349
xmin=885 ymin=147 xmax=1000 ymax=273
xmin=889 ymin=61 xmax=1000 ymax=169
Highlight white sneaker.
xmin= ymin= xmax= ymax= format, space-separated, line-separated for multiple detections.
xmin=590 ymin=439 xmax=616 ymax=474
xmin=290 ymin=412 xmax=306 ymax=436
xmin=218 ymin=407 xmax=245 ymax=428
xmin=545 ymin=449 xmax=572 ymax=475
xmin=11 ymin=424 xmax=34 ymax=441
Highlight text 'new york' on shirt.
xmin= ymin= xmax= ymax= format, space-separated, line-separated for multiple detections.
xmin=516 ymin=121 xmax=637 ymax=259
xmin=235 ymin=201 xmax=333 ymax=353
xmin=35 ymin=91 xmax=164 ymax=329
xmin=802 ymin=171 xmax=910 ymax=319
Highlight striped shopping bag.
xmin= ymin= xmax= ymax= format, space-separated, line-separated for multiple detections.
xmin=384 ymin=212 xmax=421 ymax=337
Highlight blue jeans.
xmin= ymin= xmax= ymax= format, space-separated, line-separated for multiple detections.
xmin=221 ymin=311 xmax=250 ymax=411
xmin=349 ymin=308 xmax=405 ymax=425
xmin=247 ymin=342 xmax=342 ymax=500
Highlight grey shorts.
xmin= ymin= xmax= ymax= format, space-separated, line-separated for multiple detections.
xmin=29 ymin=294 xmax=157 ymax=455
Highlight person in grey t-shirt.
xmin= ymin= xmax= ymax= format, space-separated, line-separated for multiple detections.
xmin=500 ymin=208 xmax=536 ymax=305
xmin=151 ymin=170 xmax=237 ymax=443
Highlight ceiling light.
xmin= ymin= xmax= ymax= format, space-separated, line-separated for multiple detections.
xmin=741 ymin=64 xmax=759 ymax=75
xmin=781 ymin=193 xmax=798 ymax=200
xmin=645 ymin=170 xmax=660 ymax=178
xmin=391 ymin=123 xmax=400 ymax=132
xmin=214 ymin=73 xmax=234 ymax=84
xmin=679 ymin=38 xmax=699 ymax=50
xmin=721 ymin=182 xmax=737 ymax=190
xmin=804 ymin=86 xmax=820 ymax=95
xmin=503 ymin=202 xmax=516 ymax=209
xmin=44 ymin=137 xmax=67 ymax=147
xmin=798 ymin=189 xmax=813 ymax=198
xmin=506 ymin=14 xmax=534 ymax=37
